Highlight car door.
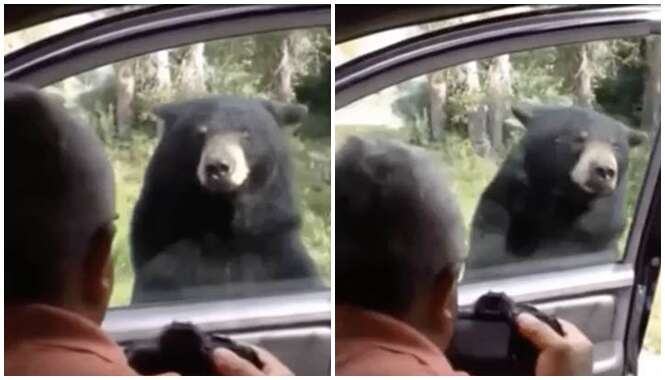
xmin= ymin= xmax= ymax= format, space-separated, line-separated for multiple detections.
xmin=335 ymin=5 xmax=659 ymax=375
xmin=6 ymin=5 xmax=331 ymax=375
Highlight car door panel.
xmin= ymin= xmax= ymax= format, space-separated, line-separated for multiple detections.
xmin=229 ymin=327 xmax=331 ymax=375
xmin=116 ymin=326 xmax=331 ymax=375
xmin=105 ymin=291 xmax=331 ymax=375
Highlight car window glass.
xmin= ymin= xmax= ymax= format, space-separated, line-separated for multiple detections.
xmin=336 ymin=36 xmax=659 ymax=282
xmin=37 ymin=27 xmax=331 ymax=307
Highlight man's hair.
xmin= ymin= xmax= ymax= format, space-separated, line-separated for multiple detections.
xmin=6 ymin=82 xmax=114 ymax=304
xmin=336 ymin=136 xmax=465 ymax=316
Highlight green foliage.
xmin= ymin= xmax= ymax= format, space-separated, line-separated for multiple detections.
xmin=294 ymin=32 xmax=331 ymax=139
xmin=510 ymin=47 xmax=567 ymax=104
xmin=391 ymin=80 xmax=429 ymax=127
xmin=288 ymin=134 xmax=331 ymax=283
xmin=295 ymin=61 xmax=331 ymax=115
xmin=204 ymin=36 xmax=265 ymax=97
xmin=594 ymin=39 xmax=647 ymax=126
xmin=106 ymin=133 xmax=156 ymax=306
xmin=617 ymin=138 xmax=653 ymax=253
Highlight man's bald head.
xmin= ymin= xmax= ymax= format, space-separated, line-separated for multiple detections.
xmin=6 ymin=82 xmax=115 ymax=303
xmin=336 ymin=136 xmax=465 ymax=316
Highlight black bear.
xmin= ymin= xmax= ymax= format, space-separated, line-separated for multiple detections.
xmin=468 ymin=104 xmax=647 ymax=270
xmin=130 ymin=96 xmax=318 ymax=303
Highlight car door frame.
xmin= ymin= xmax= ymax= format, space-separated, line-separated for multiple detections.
xmin=6 ymin=4 xmax=332 ymax=375
xmin=335 ymin=5 xmax=660 ymax=375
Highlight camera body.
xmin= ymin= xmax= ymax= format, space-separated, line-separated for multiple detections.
xmin=447 ymin=291 xmax=564 ymax=375
xmin=126 ymin=322 xmax=263 ymax=375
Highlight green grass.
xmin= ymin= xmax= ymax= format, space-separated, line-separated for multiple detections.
xmin=106 ymin=134 xmax=155 ymax=306
xmin=105 ymin=132 xmax=330 ymax=306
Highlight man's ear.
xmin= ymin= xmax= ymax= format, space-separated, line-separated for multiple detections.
xmin=83 ymin=224 xmax=115 ymax=313
xmin=432 ymin=269 xmax=457 ymax=316
xmin=262 ymin=100 xmax=308 ymax=127
xmin=431 ymin=268 xmax=458 ymax=348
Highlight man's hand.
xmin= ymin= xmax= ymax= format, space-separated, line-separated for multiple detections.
xmin=516 ymin=313 xmax=593 ymax=376
xmin=212 ymin=345 xmax=293 ymax=376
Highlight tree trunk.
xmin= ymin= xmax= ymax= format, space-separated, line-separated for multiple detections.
xmin=465 ymin=61 xmax=492 ymax=157
xmin=427 ymin=71 xmax=447 ymax=142
xmin=114 ymin=61 xmax=135 ymax=139
xmin=573 ymin=44 xmax=594 ymax=108
xmin=274 ymin=36 xmax=294 ymax=102
xmin=174 ymin=43 xmax=207 ymax=98
xmin=486 ymin=54 xmax=512 ymax=156
xmin=641 ymin=36 xmax=660 ymax=132
xmin=132 ymin=50 xmax=173 ymax=136
xmin=154 ymin=50 xmax=172 ymax=91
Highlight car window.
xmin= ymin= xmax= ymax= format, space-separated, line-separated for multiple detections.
xmin=35 ymin=27 xmax=331 ymax=307
xmin=336 ymin=35 xmax=659 ymax=282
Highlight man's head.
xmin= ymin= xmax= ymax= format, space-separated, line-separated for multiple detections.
xmin=6 ymin=82 xmax=116 ymax=323
xmin=336 ymin=136 xmax=465 ymax=348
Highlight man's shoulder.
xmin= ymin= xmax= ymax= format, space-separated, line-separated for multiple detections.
xmin=5 ymin=344 xmax=138 ymax=376
xmin=336 ymin=343 xmax=451 ymax=376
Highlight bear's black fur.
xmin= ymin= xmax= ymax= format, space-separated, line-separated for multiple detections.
xmin=468 ymin=104 xmax=647 ymax=270
xmin=130 ymin=96 xmax=317 ymax=303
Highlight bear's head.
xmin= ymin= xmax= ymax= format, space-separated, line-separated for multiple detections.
xmin=154 ymin=96 xmax=307 ymax=194
xmin=512 ymin=103 xmax=647 ymax=198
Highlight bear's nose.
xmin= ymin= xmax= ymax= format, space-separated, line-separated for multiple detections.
xmin=205 ymin=162 xmax=230 ymax=179
xmin=593 ymin=165 xmax=615 ymax=181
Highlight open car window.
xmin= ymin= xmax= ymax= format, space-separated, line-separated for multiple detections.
xmin=30 ymin=27 xmax=331 ymax=308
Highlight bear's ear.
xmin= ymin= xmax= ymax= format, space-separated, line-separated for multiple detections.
xmin=511 ymin=102 xmax=537 ymax=127
xmin=153 ymin=103 xmax=182 ymax=132
xmin=625 ymin=126 xmax=648 ymax=147
xmin=262 ymin=100 xmax=308 ymax=127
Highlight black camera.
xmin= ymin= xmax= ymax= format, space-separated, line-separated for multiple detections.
xmin=126 ymin=322 xmax=263 ymax=375
xmin=447 ymin=292 xmax=564 ymax=376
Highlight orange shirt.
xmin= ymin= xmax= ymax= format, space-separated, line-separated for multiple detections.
xmin=5 ymin=303 xmax=139 ymax=376
xmin=336 ymin=305 xmax=467 ymax=376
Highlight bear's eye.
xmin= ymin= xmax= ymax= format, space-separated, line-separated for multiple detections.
xmin=574 ymin=133 xmax=588 ymax=144
xmin=197 ymin=125 xmax=208 ymax=135
xmin=611 ymin=140 xmax=622 ymax=150
xmin=241 ymin=130 xmax=250 ymax=139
